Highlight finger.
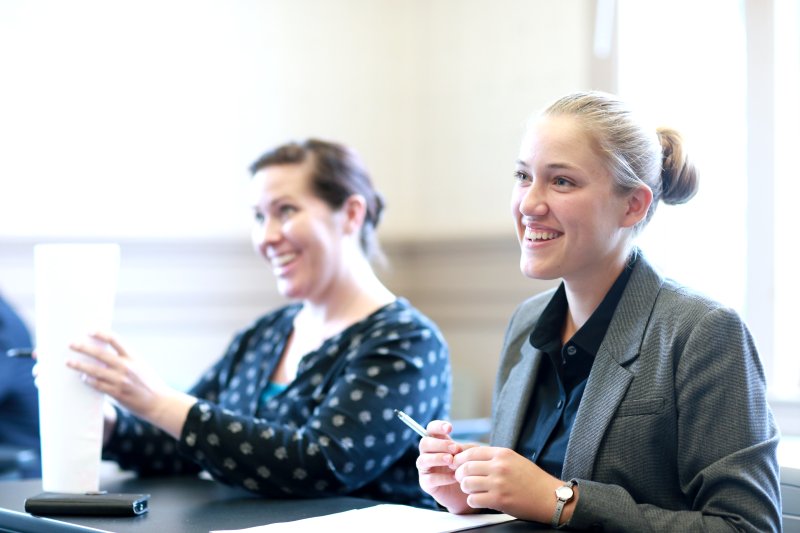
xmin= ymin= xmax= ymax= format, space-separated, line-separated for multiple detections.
xmin=89 ymin=331 xmax=129 ymax=358
xmin=67 ymin=359 xmax=121 ymax=386
xmin=454 ymin=458 xmax=491 ymax=482
xmin=417 ymin=452 xmax=454 ymax=472
xmin=459 ymin=475 xmax=489 ymax=495
xmin=452 ymin=445 xmax=492 ymax=467
xmin=79 ymin=372 xmax=118 ymax=396
xmin=419 ymin=435 xmax=458 ymax=453
xmin=425 ymin=420 xmax=453 ymax=437
xmin=420 ymin=470 xmax=460 ymax=489
xmin=466 ymin=492 xmax=492 ymax=509
xmin=69 ymin=341 xmax=121 ymax=369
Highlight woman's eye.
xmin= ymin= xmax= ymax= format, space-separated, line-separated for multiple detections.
xmin=253 ymin=212 xmax=265 ymax=224
xmin=514 ymin=170 xmax=531 ymax=184
xmin=553 ymin=176 xmax=572 ymax=187
xmin=277 ymin=205 xmax=298 ymax=219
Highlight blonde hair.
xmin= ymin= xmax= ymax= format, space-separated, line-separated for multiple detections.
xmin=542 ymin=91 xmax=698 ymax=231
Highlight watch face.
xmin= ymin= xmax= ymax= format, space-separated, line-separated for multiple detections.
xmin=555 ymin=485 xmax=574 ymax=501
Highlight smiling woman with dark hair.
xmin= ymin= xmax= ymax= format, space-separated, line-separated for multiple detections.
xmin=66 ymin=138 xmax=451 ymax=507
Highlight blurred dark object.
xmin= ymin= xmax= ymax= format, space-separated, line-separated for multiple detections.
xmin=0 ymin=294 xmax=40 ymax=478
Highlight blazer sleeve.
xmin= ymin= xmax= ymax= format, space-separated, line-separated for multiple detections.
xmin=568 ymin=306 xmax=782 ymax=532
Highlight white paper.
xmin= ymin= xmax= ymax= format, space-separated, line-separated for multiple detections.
xmin=210 ymin=503 xmax=516 ymax=533
xmin=34 ymin=243 xmax=120 ymax=493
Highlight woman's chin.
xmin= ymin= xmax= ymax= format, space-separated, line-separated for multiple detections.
xmin=276 ymin=281 xmax=305 ymax=300
xmin=519 ymin=260 xmax=558 ymax=281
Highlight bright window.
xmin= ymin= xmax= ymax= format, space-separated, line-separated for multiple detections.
xmin=617 ymin=0 xmax=800 ymax=417
xmin=773 ymin=0 xmax=800 ymax=401
xmin=617 ymin=1 xmax=747 ymax=315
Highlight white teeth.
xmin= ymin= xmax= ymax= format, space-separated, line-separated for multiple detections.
xmin=271 ymin=253 xmax=296 ymax=267
xmin=524 ymin=228 xmax=559 ymax=241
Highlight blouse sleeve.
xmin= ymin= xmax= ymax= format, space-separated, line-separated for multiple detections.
xmin=176 ymin=312 xmax=451 ymax=497
xmin=102 ymin=329 xmax=252 ymax=475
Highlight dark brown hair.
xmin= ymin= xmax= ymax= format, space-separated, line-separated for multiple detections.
xmin=249 ymin=138 xmax=386 ymax=261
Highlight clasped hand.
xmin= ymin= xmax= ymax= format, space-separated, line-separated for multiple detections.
xmin=417 ymin=420 xmax=570 ymax=523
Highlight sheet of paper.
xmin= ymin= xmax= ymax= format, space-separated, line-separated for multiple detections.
xmin=35 ymin=243 xmax=120 ymax=493
xmin=210 ymin=503 xmax=516 ymax=533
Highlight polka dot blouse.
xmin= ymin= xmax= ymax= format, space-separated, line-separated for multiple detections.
xmin=103 ymin=298 xmax=451 ymax=507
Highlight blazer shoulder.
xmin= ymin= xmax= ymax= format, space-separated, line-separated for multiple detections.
xmin=627 ymin=253 xmax=740 ymax=326
xmin=656 ymin=277 xmax=741 ymax=323
xmin=507 ymin=288 xmax=557 ymax=337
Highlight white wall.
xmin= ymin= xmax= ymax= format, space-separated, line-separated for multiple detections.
xmin=0 ymin=0 xmax=592 ymax=241
xmin=0 ymin=0 xmax=595 ymax=419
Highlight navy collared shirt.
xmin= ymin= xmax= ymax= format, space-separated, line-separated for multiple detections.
xmin=516 ymin=255 xmax=637 ymax=478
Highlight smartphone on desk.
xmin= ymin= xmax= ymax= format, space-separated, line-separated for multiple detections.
xmin=24 ymin=492 xmax=150 ymax=517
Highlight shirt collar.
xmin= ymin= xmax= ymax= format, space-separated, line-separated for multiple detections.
xmin=530 ymin=252 xmax=639 ymax=358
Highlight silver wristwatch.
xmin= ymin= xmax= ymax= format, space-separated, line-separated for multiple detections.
xmin=551 ymin=479 xmax=576 ymax=528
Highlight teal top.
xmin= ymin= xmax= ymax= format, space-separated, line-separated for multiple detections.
xmin=260 ymin=381 xmax=289 ymax=404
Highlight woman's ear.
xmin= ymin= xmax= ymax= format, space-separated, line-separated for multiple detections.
xmin=621 ymin=185 xmax=653 ymax=228
xmin=342 ymin=194 xmax=367 ymax=235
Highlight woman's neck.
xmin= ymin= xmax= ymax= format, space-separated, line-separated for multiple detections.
xmin=300 ymin=257 xmax=394 ymax=339
xmin=273 ymin=259 xmax=394 ymax=385
xmin=561 ymin=250 xmax=631 ymax=342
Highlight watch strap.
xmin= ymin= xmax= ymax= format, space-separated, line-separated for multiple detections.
xmin=550 ymin=479 xmax=576 ymax=528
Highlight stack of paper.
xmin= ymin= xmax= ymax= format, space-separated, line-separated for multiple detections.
xmin=211 ymin=503 xmax=516 ymax=533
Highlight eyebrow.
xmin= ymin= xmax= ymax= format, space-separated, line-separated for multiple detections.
xmin=516 ymin=159 xmax=579 ymax=171
xmin=251 ymin=195 xmax=293 ymax=211
xmin=269 ymin=195 xmax=293 ymax=207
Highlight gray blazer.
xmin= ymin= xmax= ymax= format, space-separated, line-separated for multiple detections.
xmin=491 ymin=253 xmax=781 ymax=532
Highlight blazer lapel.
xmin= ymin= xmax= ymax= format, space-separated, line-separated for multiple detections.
xmin=491 ymin=340 xmax=543 ymax=448
xmin=562 ymin=254 xmax=663 ymax=480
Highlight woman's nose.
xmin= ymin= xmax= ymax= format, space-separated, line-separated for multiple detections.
xmin=254 ymin=218 xmax=282 ymax=246
xmin=519 ymin=184 xmax=548 ymax=216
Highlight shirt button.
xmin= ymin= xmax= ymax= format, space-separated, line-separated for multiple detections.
xmin=566 ymin=345 xmax=577 ymax=356
xmin=556 ymin=400 xmax=564 ymax=409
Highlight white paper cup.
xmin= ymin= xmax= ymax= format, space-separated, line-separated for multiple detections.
xmin=34 ymin=243 xmax=120 ymax=493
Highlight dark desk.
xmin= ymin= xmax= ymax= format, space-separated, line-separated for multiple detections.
xmin=0 ymin=475 xmax=555 ymax=532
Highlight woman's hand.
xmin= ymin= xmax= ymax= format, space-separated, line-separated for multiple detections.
xmin=67 ymin=331 xmax=196 ymax=439
xmin=451 ymin=446 xmax=578 ymax=524
xmin=416 ymin=419 xmax=479 ymax=514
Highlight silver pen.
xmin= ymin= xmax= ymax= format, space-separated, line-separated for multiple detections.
xmin=394 ymin=409 xmax=429 ymax=438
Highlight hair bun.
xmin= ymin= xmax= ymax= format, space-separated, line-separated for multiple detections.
xmin=657 ymin=127 xmax=699 ymax=205
xmin=371 ymin=191 xmax=385 ymax=228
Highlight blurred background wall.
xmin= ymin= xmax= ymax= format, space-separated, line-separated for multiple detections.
xmin=0 ymin=0 xmax=607 ymax=419
xmin=0 ymin=0 xmax=598 ymax=241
